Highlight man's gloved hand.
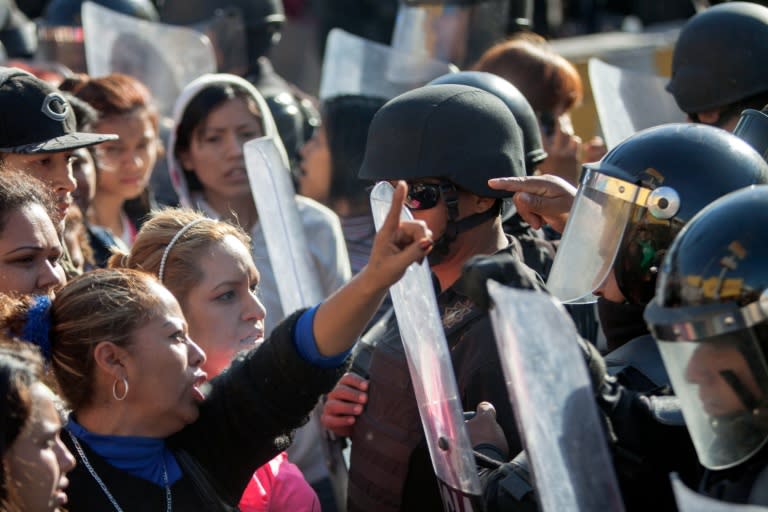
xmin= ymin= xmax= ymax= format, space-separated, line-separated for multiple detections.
xmin=454 ymin=251 xmax=545 ymax=311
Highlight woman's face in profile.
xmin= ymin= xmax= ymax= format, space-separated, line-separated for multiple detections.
xmin=116 ymin=283 xmax=208 ymax=437
xmin=298 ymin=124 xmax=332 ymax=204
xmin=4 ymin=383 xmax=75 ymax=512
xmin=0 ymin=204 xmax=66 ymax=296
xmin=183 ymin=236 xmax=266 ymax=377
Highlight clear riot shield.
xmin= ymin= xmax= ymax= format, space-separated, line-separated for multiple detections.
xmin=370 ymin=182 xmax=482 ymax=511
xmin=319 ymin=28 xmax=456 ymax=101
xmin=243 ymin=135 xmax=323 ymax=311
xmin=82 ymin=1 xmax=217 ymax=117
xmin=391 ymin=0 xmax=509 ymax=68
xmin=487 ymin=281 xmax=625 ymax=512
xmin=188 ymin=7 xmax=248 ymax=77
xmin=671 ymin=474 xmax=768 ymax=512
xmin=244 ymin=136 xmax=348 ymax=509
xmin=588 ymin=58 xmax=685 ymax=150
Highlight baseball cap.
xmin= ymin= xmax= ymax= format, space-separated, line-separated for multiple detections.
xmin=0 ymin=67 xmax=117 ymax=153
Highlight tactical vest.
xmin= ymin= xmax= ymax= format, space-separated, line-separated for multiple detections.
xmin=347 ymin=318 xmax=422 ymax=512
xmin=347 ymin=242 xmax=520 ymax=511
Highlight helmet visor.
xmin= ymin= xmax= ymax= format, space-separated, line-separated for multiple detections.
xmin=547 ymin=169 xmax=647 ymax=303
xmin=647 ymin=298 xmax=768 ymax=470
xmin=657 ymin=331 xmax=768 ymax=470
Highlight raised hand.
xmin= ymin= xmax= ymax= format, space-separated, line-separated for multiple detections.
xmin=312 ymin=182 xmax=433 ymax=357
xmin=363 ymin=181 xmax=434 ymax=289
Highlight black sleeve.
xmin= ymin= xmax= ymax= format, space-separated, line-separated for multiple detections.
xmin=477 ymin=451 xmax=540 ymax=512
xmin=454 ymin=318 xmax=523 ymax=456
xmin=599 ymin=382 xmax=703 ymax=511
xmin=169 ymin=309 xmax=349 ymax=504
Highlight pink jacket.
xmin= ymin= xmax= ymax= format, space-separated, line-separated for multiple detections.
xmin=239 ymin=452 xmax=321 ymax=512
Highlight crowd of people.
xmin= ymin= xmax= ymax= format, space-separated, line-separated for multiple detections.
xmin=2 ymin=1 xmax=768 ymax=511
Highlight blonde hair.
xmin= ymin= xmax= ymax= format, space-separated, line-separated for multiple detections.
xmin=108 ymin=208 xmax=252 ymax=305
xmin=50 ymin=269 xmax=165 ymax=410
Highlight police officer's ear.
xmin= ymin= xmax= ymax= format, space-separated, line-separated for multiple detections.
xmin=468 ymin=194 xmax=498 ymax=214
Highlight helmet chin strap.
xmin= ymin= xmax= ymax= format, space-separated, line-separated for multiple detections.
xmin=427 ymin=182 xmax=500 ymax=266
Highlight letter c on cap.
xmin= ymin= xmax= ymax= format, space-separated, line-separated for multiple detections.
xmin=41 ymin=92 xmax=69 ymax=122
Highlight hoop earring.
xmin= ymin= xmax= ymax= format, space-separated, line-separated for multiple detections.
xmin=112 ymin=378 xmax=129 ymax=401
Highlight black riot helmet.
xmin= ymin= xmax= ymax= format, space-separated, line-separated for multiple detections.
xmin=428 ymin=71 xmax=546 ymax=175
xmin=38 ymin=0 xmax=159 ymax=73
xmin=666 ymin=2 xmax=768 ymax=115
xmin=159 ymin=0 xmax=285 ymax=67
xmin=359 ymin=84 xmax=526 ymax=263
xmin=645 ymin=186 xmax=768 ymax=470
xmin=547 ymin=123 xmax=768 ymax=306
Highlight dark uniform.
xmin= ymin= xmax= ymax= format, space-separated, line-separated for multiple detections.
xmin=473 ymin=123 xmax=768 ymax=511
xmin=348 ymin=242 xmax=530 ymax=511
xmin=349 ymin=84 xmax=535 ymax=511
xmin=645 ymin=186 xmax=768 ymax=506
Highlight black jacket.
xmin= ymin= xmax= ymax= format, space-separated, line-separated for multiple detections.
xmin=64 ymin=310 xmax=347 ymax=511
xmin=347 ymin=242 xmax=526 ymax=512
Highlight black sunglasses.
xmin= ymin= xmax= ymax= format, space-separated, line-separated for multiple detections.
xmin=405 ymin=182 xmax=442 ymax=210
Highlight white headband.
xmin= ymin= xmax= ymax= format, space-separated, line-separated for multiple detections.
xmin=158 ymin=219 xmax=206 ymax=284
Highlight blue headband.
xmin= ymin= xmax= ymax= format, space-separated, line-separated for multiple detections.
xmin=21 ymin=295 xmax=52 ymax=361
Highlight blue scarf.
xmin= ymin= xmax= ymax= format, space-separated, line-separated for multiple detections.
xmin=67 ymin=417 xmax=183 ymax=487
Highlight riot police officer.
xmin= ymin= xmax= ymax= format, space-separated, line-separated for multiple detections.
xmin=667 ymin=2 xmax=768 ymax=131
xmin=525 ymin=124 xmax=768 ymax=387
xmin=645 ymin=185 xmax=768 ymax=506
xmin=323 ymin=83 xmax=539 ymax=511
xmin=427 ymin=71 xmax=555 ymax=275
xmin=478 ymin=123 xmax=768 ymax=510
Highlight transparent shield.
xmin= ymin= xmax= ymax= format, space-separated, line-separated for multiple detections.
xmin=391 ymin=5 xmax=470 ymax=68
xmin=244 ymin=136 xmax=323 ymax=312
xmin=671 ymin=473 xmax=768 ymax=512
xmin=487 ymin=282 xmax=625 ymax=512
xmin=658 ymin=335 xmax=768 ymax=470
xmin=190 ymin=8 xmax=248 ymax=76
xmin=369 ymin=181 xmax=481 ymax=502
xmin=546 ymin=170 xmax=638 ymax=304
xmin=589 ymin=58 xmax=686 ymax=150
xmin=82 ymin=1 xmax=216 ymax=117
xmin=319 ymin=28 xmax=456 ymax=101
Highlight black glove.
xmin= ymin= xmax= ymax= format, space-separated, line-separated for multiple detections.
xmin=454 ymin=252 xmax=545 ymax=311
xmin=577 ymin=334 xmax=611 ymax=397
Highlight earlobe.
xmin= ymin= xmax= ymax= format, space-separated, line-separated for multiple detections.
xmin=92 ymin=341 xmax=128 ymax=379
xmin=474 ymin=195 xmax=497 ymax=214
xmin=178 ymin=150 xmax=194 ymax=172
xmin=697 ymin=110 xmax=722 ymax=125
